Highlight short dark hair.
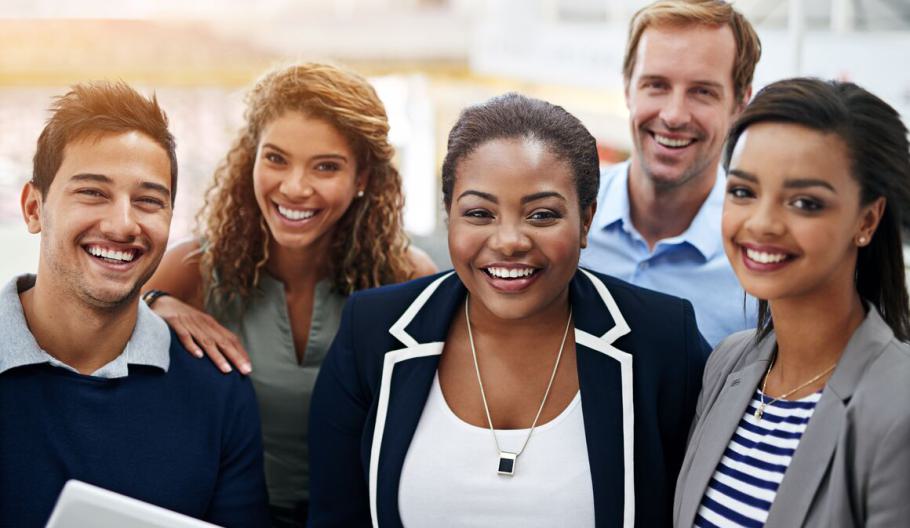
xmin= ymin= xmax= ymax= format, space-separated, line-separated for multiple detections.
xmin=724 ymin=78 xmax=910 ymax=342
xmin=32 ymin=81 xmax=178 ymax=204
xmin=441 ymin=92 xmax=599 ymax=211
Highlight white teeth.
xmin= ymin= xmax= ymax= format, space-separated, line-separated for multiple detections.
xmin=746 ymin=248 xmax=787 ymax=264
xmin=277 ymin=204 xmax=316 ymax=221
xmin=654 ymin=134 xmax=694 ymax=148
xmin=486 ymin=267 xmax=535 ymax=279
xmin=87 ymin=246 xmax=135 ymax=262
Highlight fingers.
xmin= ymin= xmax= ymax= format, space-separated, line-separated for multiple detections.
xmin=218 ymin=335 xmax=253 ymax=375
xmin=153 ymin=298 xmax=252 ymax=376
xmin=172 ymin=322 xmax=204 ymax=359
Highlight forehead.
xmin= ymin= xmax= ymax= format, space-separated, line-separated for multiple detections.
xmin=632 ymin=23 xmax=737 ymax=88
xmin=730 ymin=122 xmax=854 ymax=186
xmin=260 ymin=111 xmax=354 ymax=155
xmin=454 ymin=137 xmax=576 ymax=198
xmin=54 ymin=131 xmax=172 ymax=192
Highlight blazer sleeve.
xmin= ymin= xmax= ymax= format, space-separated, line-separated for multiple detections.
xmin=308 ymin=296 xmax=373 ymax=527
xmin=205 ymin=376 xmax=270 ymax=527
xmin=866 ymin=411 xmax=910 ymax=526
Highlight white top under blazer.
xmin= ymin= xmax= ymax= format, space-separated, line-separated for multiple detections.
xmin=398 ymin=373 xmax=595 ymax=527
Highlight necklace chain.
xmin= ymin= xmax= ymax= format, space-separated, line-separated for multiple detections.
xmin=465 ymin=295 xmax=573 ymax=472
xmin=755 ymin=354 xmax=837 ymax=420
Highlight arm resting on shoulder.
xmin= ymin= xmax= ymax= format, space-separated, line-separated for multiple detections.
xmin=145 ymin=239 xmax=250 ymax=374
xmin=309 ymin=297 xmax=373 ymax=527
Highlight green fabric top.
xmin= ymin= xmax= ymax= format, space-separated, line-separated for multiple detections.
xmin=208 ymin=273 xmax=345 ymax=508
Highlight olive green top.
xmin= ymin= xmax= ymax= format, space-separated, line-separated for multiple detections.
xmin=207 ymin=273 xmax=345 ymax=508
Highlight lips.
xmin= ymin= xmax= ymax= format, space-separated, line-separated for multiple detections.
xmin=739 ymin=243 xmax=795 ymax=272
xmin=82 ymin=243 xmax=145 ymax=271
xmin=653 ymin=133 xmax=695 ymax=149
xmin=480 ymin=264 xmax=542 ymax=292
xmin=274 ymin=202 xmax=320 ymax=224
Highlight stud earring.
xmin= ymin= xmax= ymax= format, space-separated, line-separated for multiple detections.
xmin=857 ymin=235 xmax=868 ymax=246
xmin=356 ymin=190 xmax=364 ymax=198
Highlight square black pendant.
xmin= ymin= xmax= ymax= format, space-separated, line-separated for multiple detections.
xmin=497 ymin=452 xmax=517 ymax=476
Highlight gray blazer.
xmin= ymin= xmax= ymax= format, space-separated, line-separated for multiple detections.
xmin=674 ymin=307 xmax=910 ymax=527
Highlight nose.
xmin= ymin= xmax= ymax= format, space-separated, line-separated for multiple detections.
xmin=488 ymin=220 xmax=532 ymax=256
xmin=744 ymin=199 xmax=786 ymax=238
xmin=659 ymin=89 xmax=691 ymax=129
xmin=99 ymin=197 xmax=141 ymax=241
xmin=279 ymin=167 xmax=315 ymax=199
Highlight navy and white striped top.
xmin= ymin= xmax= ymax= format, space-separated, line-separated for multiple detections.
xmin=693 ymin=388 xmax=822 ymax=528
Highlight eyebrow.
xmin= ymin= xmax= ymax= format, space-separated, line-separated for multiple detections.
xmin=638 ymin=75 xmax=724 ymax=91
xmin=521 ymin=191 xmax=566 ymax=204
xmin=456 ymin=190 xmax=567 ymax=204
xmin=70 ymin=173 xmax=171 ymax=199
xmin=727 ymin=169 xmax=837 ymax=192
xmin=261 ymin=143 xmax=349 ymax=162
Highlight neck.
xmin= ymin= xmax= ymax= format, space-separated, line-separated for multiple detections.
xmin=627 ymin=158 xmax=716 ymax=249
xmin=465 ymin=289 xmax=572 ymax=359
xmin=21 ymin=275 xmax=138 ymax=375
xmin=266 ymin=236 xmax=331 ymax=292
xmin=769 ymin=289 xmax=866 ymax=384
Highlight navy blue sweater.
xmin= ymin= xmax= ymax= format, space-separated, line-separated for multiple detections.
xmin=0 ymin=331 xmax=269 ymax=527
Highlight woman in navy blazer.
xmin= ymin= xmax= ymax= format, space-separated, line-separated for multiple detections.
xmin=309 ymin=93 xmax=711 ymax=527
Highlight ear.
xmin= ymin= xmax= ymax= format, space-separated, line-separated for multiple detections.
xmin=20 ymin=182 xmax=43 ymax=234
xmin=854 ymin=196 xmax=886 ymax=247
xmin=356 ymin=167 xmax=370 ymax=195
xmin=734 ymin=85 xmax=753 ymax=115
xmin=580 ymin=201 xmax=597 ymax=249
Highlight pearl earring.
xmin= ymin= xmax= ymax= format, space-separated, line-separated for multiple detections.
xmin=857 ymin=236 xmax=868 ymax=246
xmin=356 ymin=190 xmax=364 ymax=198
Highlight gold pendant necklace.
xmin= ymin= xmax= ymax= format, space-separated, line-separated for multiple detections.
xmin=465 ymin=295 xmax=572 ymax=476
xmin=754 ymin=355 xmax=836 ymax=421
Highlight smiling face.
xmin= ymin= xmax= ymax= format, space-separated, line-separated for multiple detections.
xmin=22 ymin=130 xmax=173 ymax=308
xmin=625 ymin=23 xmax=742 ymax=190
xmin=447 ymin=137 xmax=594 ymax=322
xmin=723 ymin=122 xmax=883 ymax=305
xmin=253 ymin=111 xmax=364 ymax=255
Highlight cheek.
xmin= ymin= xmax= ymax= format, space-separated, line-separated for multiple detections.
xmin=447 ymin=225 xmax=481 ymax=268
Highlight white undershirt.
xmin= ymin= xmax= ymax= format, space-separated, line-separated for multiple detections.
xmin=398 ymin=373 xmax=595 ymax=527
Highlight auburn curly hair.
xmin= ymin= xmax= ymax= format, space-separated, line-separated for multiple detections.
xmin=198 ymin=63 xmax=413 ymax=305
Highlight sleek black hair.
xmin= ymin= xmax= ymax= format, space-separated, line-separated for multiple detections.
xmin=724 ymin=77 xmax=910 ymax=342
xmin=441 ymin=92 xmax=599 ymax=211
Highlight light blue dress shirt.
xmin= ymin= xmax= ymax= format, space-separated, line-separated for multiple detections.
xmin=580 ymin=161 xmax=756 ymax=346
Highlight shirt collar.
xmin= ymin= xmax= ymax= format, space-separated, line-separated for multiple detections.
xmin=594 ymin=160 xmax=726 ymax=260
xmin=0 ymin=274 xmax=170 ymax=377
xmin=593 ymin=160 xmax=633 ymax=232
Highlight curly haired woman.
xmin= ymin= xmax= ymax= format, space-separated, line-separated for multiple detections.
xmin=144 ymin=62 xmax=436 ymax=527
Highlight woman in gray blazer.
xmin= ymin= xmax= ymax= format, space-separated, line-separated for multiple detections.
xmin=674 ymin=78 xmax=910 ymax=528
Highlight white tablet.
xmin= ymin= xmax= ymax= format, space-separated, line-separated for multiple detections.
xmin=45 ymin=480 xmax=220 ymax=528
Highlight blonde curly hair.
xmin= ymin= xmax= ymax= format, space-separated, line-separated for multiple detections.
xmin=198 ymin=63 xmax=413 ymax=306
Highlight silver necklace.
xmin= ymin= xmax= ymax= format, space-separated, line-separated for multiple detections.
xmin=464 ymin=295 xmax=573 ymax=476
xmin=754 ymin=354 xmax=836 ymax=420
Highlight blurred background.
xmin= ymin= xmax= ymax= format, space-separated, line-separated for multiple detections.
xmin=2 ymin=0 xmax=909 ymax=277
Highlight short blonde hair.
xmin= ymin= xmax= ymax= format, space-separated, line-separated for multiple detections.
xmin=623 ymin=0 xmax=762 ymax=104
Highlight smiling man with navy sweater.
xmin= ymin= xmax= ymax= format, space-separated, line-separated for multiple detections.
xmin=0 ymin=82 xmax=269 ymax=527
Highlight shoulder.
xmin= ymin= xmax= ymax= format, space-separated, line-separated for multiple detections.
xmin=850 ymin=338 xmax=910 ymax=424
xmin=405 ymin=245 xmax=439 ymax=279
xmin=703 ymin=330 xmax=758 ymax=387
xmin=165 ymin=329 xmax=256 ymax=403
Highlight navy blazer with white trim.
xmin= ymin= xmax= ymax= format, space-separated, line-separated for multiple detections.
xmin=308 ymin=268 xmax=710 ymax=527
